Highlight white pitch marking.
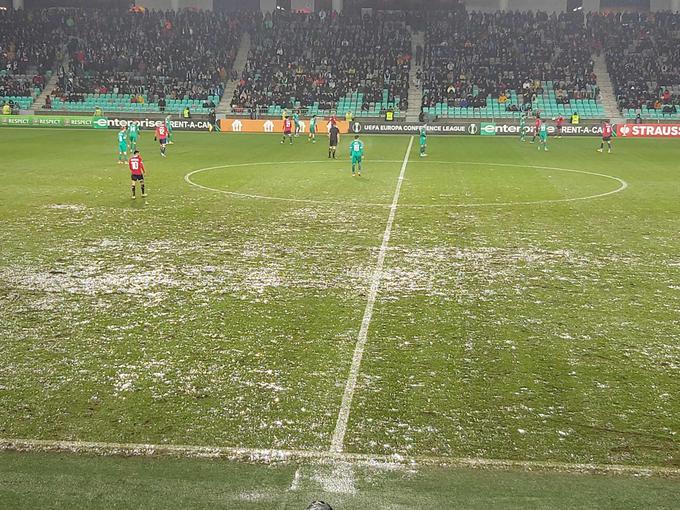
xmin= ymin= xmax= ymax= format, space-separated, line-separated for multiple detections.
xmin=2 ymin=438 xmax=678 ymax=478
xmin=184 ymin=160 xmax=627 ymax=209
xmin=329 ymin=136 xmax=414 ymax=454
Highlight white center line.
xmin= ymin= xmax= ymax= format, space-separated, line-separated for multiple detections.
xmin=330 ymin=136 xmax=414 ymax=453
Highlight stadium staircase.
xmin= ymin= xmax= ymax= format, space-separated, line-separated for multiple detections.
xmin=593 ymin=53 xmax=624 ymax=124
xmin=33 ymin=69 xmax=61 ymax=111
xmin=406 ymin=30 xmax=425 ymax=122
xmin=32 ymin=47 xmax=70 ymax=111
xmin=217 ymin=32 xmax=251 ymax=116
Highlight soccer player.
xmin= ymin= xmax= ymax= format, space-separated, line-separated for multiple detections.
xmin=598 ymin=121 xmax=613 ymax=153
xmin=556 ymin=115 xmax=564 ymax=138
xmin=519 ymin=114 xmax=527 ymax=142
xmin=419 ymin=125 xmax=427 ymax=157
xmin=155 ymin=122 xmax=169 ymax=157
xmin=537 ymin=119 xmax=549 ymax=151
xmin=349 ymin=135 xmax=364 ymax=176
xmin=117 ymin=126 xmax=128 ymax=164
xmin=128 ymin=122 xmax=140 ymax=152
xmin=530 ymin=114 xmax=541 ymax=144
xmin=308 ymin=115 xmax=317 ymax=143
xmin=281 ymin=116 xmax=293 ymax=144
xmin=165 ymin=115 xmax=174 ymax=144
xmin=328 ymin=122 xmax=340 ymax=159
xmin=293 ymin=110 xmax=301 ymax=137
xmin=128 ymin=150 xmax=146 ymax=199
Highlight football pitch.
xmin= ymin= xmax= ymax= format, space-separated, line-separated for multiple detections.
xmin=1 ymin=128 xmax=679 ymax=507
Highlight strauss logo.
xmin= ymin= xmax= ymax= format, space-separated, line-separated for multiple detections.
xmin=619 ymin=125 xmax=631 ymax=136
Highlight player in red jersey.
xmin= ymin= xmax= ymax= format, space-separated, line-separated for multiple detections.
xmin=530 ymin=114 xmax=541 ymax=143
xmin=154 ymin=123 xmax=169 ymax=157
xmin=556 ymin=115 xmax=564 ymax=138
xmin=128 ymin=150 xmax=146 ymax=199
xmin=598 ymin=121 xmax=613 ymax=153
xmin=281 ymin=116 xmax=293 ymax=144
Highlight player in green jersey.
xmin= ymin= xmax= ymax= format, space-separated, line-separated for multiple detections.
xmin=419 ymin=125 xmax=427 ymax=157
xmin=117 ymin=127 xmax=128 ymax=164
xmin=519 ymin=114 xmax=527 ymax=142
xmin=308 ymin=115 xmax=317 ymax=143
xmin=537 ymin=119 xmax=548 ymax=151
xmin=293 ymin=111 xmax=301 ymax=137
xmin=128 ymin=122 xmax=140 ymax=152
xmin=349 ymin=135 xmax=364 ymax=176
xmin=165 ymin=116 xmax=174 ymax=144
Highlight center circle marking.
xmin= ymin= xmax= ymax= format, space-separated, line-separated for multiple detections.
xmin=184 ymin=160 xmax=628 ymax=208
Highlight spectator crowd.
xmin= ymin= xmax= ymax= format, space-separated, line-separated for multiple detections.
xmin=55 ymin=9 xmax=251 ymax=104
xmin=230 ymin=10 xmax=411 ymax=113
xmin=1 ymin=5 xmax=679 ymax=118
xmin=589 ymin=11 xmax=680 ymax=113
xmin=421 ymin=9 xmax=598 ymax=111
xmin=0 ymin=9 xmax=61 ymax=99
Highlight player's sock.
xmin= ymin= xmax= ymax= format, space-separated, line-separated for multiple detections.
xmin=328 ymin=149 xmax=331 ymax=158
xmin=141 ymin=184 xmax=145 ymax=195
xmin=131 ymin=186 xmax=135 ymax=197
xmin=352 ymin=164 xmax=355 ymax=175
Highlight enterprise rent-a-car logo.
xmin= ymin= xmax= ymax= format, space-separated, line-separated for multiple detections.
xmin=100 ymin=117 xmax=211 ymax=130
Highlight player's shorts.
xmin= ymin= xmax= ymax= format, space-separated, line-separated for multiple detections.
xmin=129 ymin=135 xmax=138 ymax=142
xmin=309 ymin=126 xmax=316 ymax=134
xmin=539 ymin=132 xmax=548 ymax=141
xmin=119 ymin=143 xmax=127 ymax=152
xmin=602 ymin=136 xmax=612 ymax=142
xmin=420 ymin=137 xmax=427 ymax=146
xmin=284 ymin=130 xmax=292 ymax=136
xmin=329 ymin=137 xmax=338 ymax=147
xmin=131 ymin=173 xmax=144 ymax=181
xmin=351 ymin=154 xmax=362 ymax=164
xmin=159 ymin=137 xmax=167 ymax=145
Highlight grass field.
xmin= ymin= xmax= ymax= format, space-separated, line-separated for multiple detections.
xmin=0 ymin=127 xmax=679 ymax=507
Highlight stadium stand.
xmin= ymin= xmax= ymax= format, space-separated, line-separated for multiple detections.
xmin=50 ymin=9 xmax=251 ymax=114
xmin=420 ymin=10 xmax=603 ymax=119
xmin=229 ymin=10 xmax=412 ymax=118
xmin=589 ymin=11 xmax=680 ymax=121
xmin=0 ymin=9 xmax=60 ymax=110
xmin=10 ymin=5 xmax=677 ymax=121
